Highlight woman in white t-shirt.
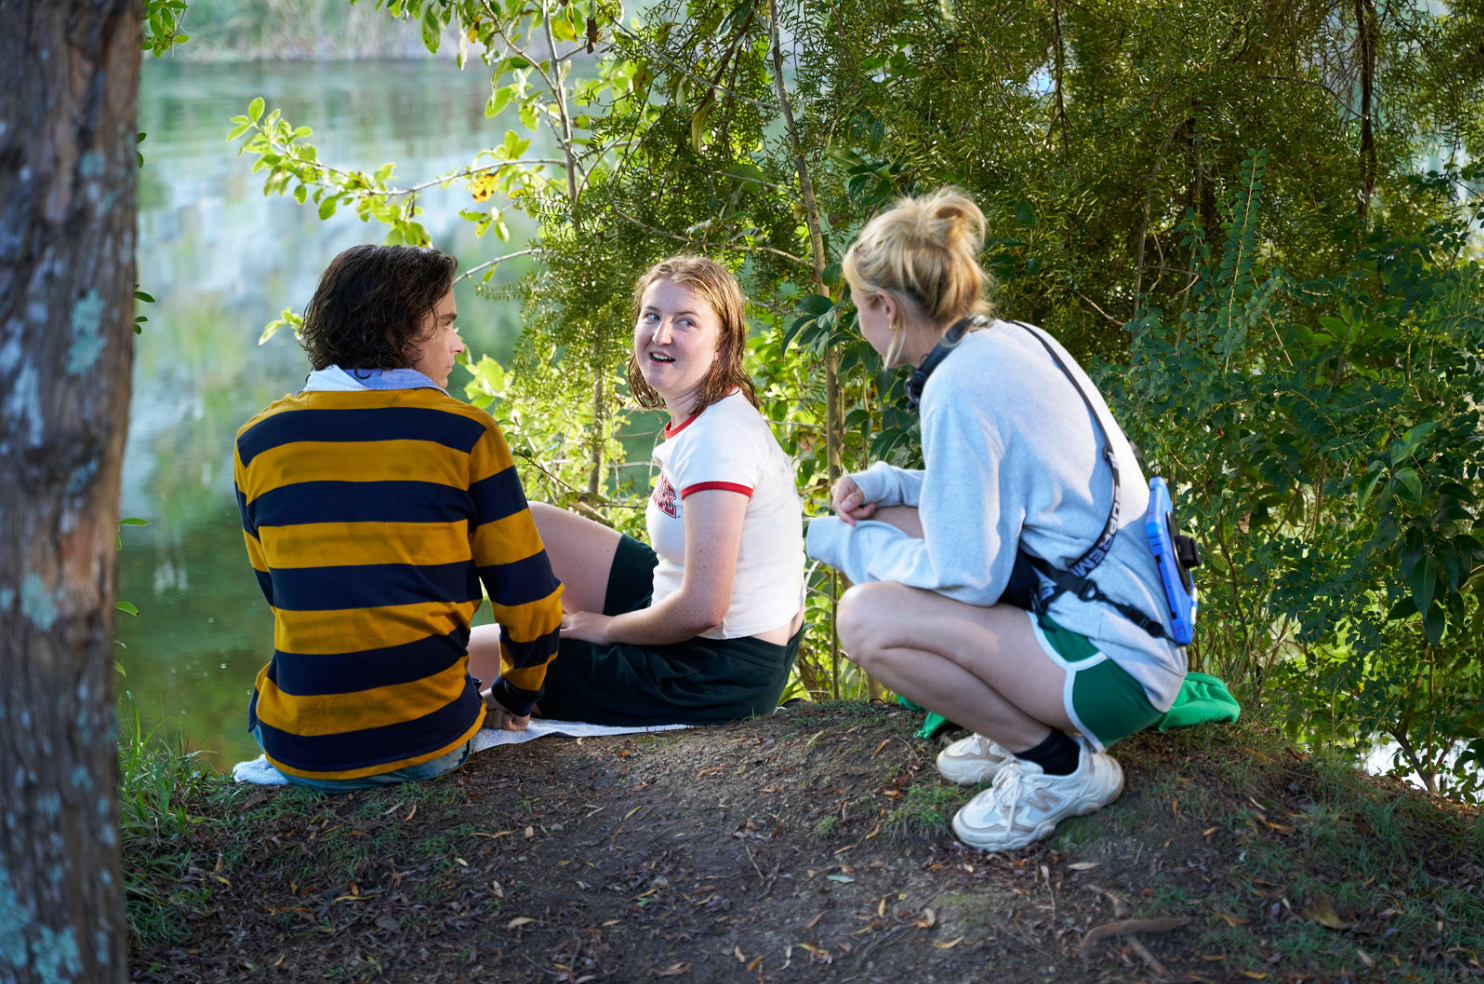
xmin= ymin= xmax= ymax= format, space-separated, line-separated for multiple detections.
xmin=468 ymin=256 xmax=806 ymax=724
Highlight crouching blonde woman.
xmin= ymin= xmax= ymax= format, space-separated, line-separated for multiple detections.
xmin=806 ymin=189 xmax=1187 ymax=851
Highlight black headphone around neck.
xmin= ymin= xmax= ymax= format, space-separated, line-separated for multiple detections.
xmin=904 ymin=314 xmax=988 ymax=410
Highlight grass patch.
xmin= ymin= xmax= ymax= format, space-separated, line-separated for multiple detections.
xmin=882 ymin=779 xmax=964 ymax=840
xmin=118 ymin=696 xmax=221 ymax=948
xmin=1116 ymin=716 xmax=1484 ymax=982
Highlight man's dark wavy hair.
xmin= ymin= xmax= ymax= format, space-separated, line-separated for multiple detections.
xmin=300 ymin=245 xmax=458 ymax=371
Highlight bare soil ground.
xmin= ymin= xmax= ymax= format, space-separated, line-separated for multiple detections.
xmin=128 ymin=702 xmax=1484 ymax=983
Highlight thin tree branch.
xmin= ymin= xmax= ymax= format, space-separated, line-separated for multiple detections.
xmin=400 ymin=159 xmax=567 ymax=195
xmin=1255 ymin=75 xmax=1350 ymax=112
xmin=480 ymin=4 xmax=588 ymax=194
xmin=577 ymin=64 xmax=661 ymax=199
xmin=1074 ymin=289 xmax=1124 ymax=325
xmin=609 ymin=206 xmax=810 ymax=267
xmin=542 ymin=0 xmax=581 ymax=206
xmin=610 ymin=21 xmax=780 ymax=112
xmin=455 ymin=247 xmax=541 ymax=283
xmin=252 ymin=124 xmax=564 ymax=201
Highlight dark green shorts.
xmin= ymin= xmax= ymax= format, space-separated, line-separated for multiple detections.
xmin=537 ymin=535 xmax=802 ymax=725
xmin=1027 ymin=611 xmax=1163 ymax=751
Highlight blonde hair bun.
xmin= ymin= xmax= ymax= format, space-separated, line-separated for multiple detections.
xmin=842 ymin=187 xmax=994 ymax=326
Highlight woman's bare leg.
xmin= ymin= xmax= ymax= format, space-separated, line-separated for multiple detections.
xmin=869 ymin=505 xmax=923 ymax=538
xmin=468 ymin=501 xmax=622 ymax=687
xmin=836 ymin=581 xmax=1071 ymax=752
xmin=526 ymin=502 xmax=622 ymax=614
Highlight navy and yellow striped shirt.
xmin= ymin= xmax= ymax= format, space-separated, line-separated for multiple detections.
xmin=234 ymin=386 xmax=563 ymax=781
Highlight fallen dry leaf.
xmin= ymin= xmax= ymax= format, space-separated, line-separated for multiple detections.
xmin=802 ymin=912 xmax=823 ymax=930
xmin=1215 ymin=911 xmax=1248 ymax=927
xmin=654 ymin=962 xmax=690 ymax=977
xmin=1080 ymin=916 xmax=1190 ymax=952
xmin=871 ymin=738 xmax=890 ymax=759
xmin=1299 ymin=895 xmax=1354 ymax=931
xmin=1067 ymin=862 xmax=1100 ymax=871
xmin=506 ymin=917 xmax=536 ymax=929
xmin=914 ymin=908 xmax=936 ymax=929
xmin=931 ymin=936 xmax=965 ymax=949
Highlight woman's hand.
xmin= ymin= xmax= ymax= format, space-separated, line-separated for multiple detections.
xmin=480 ymin=687 xmax=531 ymax=731
xmin=830 ymin=475 xmax=877 ymax=527
xmin=560 ymin=610 xmax=615 ymax=645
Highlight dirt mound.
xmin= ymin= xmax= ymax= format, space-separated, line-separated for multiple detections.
xmin=129 ymin=702 xmax=1483 ymax=983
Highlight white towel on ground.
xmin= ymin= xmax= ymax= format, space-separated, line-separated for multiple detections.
xmin=231 ymin=718 xmax=691 ymax=785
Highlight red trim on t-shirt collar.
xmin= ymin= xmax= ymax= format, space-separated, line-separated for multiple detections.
xmin=663 ymin=414 xmax=699 ymax=439
xmin=681 ymin=481 xmax=754 ymax=499
xmin=661 ymin=389 xmax=740 ymax=440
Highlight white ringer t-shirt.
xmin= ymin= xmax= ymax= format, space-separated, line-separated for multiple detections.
xmin=646 ymin=391 xmax=805 ymax=640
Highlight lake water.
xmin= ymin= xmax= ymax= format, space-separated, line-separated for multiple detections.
xmin=121 ymin=58 xmax=543 ymax=768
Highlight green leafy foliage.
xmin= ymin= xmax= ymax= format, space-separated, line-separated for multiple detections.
xmin=1107 ymin=156 xmax=1484 ymax=799
xmin=144 ymin=0 xmax=191 ymax=57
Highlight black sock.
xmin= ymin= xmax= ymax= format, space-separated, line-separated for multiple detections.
xmin=1013 ymin=728 xmax=1080 ymax=776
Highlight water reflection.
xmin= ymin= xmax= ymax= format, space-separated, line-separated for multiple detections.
xmin=121 ymin=58 xmax=536 ymax=767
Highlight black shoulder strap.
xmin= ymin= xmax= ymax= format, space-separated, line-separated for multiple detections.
xmin=1007 ymin=322 xmax=1121 ymax=578
xmin=1005 ymin=322 xmax=1169 ymax=641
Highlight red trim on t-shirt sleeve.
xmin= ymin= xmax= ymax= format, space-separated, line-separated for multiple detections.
xmin=680 ymin=481 xmax=754 ymax=498
xmin=663 ymin=414 xmax=700 ymax=439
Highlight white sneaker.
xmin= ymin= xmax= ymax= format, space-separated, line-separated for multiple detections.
xmin=937 ymin=734 xmax=1016 ymax=785
xmin=951 ymin=739 xmax=1124 ymax=851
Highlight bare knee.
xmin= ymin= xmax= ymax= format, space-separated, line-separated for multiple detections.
xmin=528 ymin=500 xmax=560 ymax=535
xmin=837 ymin=582 xmax=913 ymax=669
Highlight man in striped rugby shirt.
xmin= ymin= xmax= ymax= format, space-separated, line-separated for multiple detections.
xmin=233 ymin=245 xmax=563 ymax=791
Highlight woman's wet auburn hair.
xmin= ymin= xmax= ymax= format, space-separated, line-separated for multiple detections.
xmin=626 ymin=255 xmax=758 ymax=416
xmin=842 ymin=188 xmax=995 ymax=337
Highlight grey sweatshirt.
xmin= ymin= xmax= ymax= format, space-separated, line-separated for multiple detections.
xmin=805 ymin=321 xmax=1186 ymax=711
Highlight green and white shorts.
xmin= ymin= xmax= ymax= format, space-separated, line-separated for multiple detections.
xmin=1027 ymin=611 xmax=1163 ymax=752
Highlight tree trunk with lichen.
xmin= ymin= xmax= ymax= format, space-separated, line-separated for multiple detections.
xmin=0 ymin=1 xmax=139 ymax=981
